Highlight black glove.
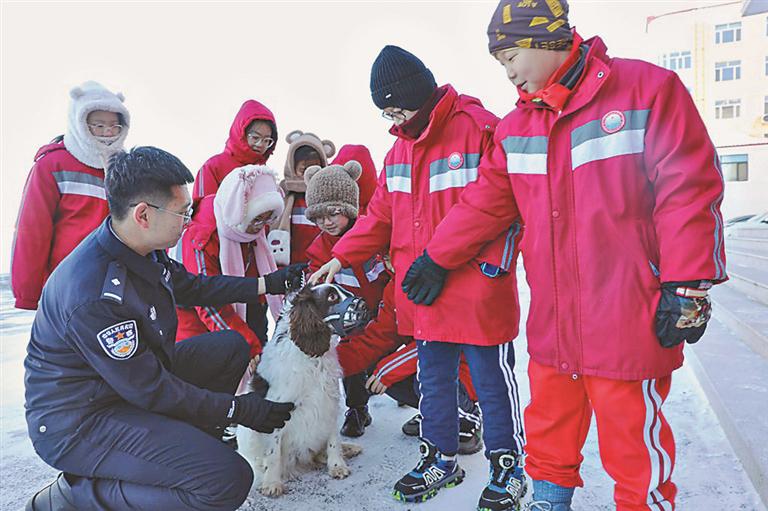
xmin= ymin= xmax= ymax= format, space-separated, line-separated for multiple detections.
xmin=655 ymin=281 xmax=712 ymax=348
xmin=263 ymin=263 xmax=308 ymax=295
xmin=230 ymin=393 xmax=294 ymax=433
xmin=401 ymin=250 xmax=448 ymax=306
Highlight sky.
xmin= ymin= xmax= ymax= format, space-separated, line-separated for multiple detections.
xmin=0 ymin=0 xmax=723 ymax=273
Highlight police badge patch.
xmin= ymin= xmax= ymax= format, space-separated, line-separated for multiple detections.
xmin=97 ymin=320 xmax=139 ymax=360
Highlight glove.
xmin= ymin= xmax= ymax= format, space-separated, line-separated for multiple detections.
xmin=655 ymin=281 xmax=712 ymax=348
xmin=229 ymin=392 xmax=294 ymax=433
xmin=263 ymin=263 xmax=308 ymax=295
xmin=401 ymin=251 xmax=448 ymax=306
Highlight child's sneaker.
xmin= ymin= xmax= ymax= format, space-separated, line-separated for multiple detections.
xmin=401 ymin=413 xmax=422 ymax=437
xmin=393 ymin=439 xmax=465 ymax=503
xmin=458 ymin=403 xmax=483 ymax=455
xmin=477 ymin=449 xmax=527 ymax=511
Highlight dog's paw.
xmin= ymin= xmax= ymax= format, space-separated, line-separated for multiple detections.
xmin=328 ymin=463 xmax=350 ymax=479
xmin=341 ymin=443 xmax=362 ymax=459
xmin=260 ymin=481 xmax=285 ymax=497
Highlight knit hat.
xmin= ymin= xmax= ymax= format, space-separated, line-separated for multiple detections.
xmin=370 ymin=45 xmax=437 ymax=111
xmin=487 ymin=0 xmax=572 ymax=54
xmin=304 ymin=161 xmax=362 ymax=223
xmin=63 ymin=80 xmax=130 ymax=169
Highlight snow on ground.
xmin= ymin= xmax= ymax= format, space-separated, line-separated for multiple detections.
xmin=1 ymin=273 xmax=764 ymax=510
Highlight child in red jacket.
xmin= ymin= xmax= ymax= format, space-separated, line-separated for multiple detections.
xmin=406 ymin=2 xmax=726 ymax=509
xmin=268 ymin=130 xmax=336 ymax=266
xmin=304 ymin=158 xmax=389 ymax=438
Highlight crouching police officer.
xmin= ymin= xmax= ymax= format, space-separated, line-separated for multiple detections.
xmin=24 ymin=146 xmax=301 ymax=511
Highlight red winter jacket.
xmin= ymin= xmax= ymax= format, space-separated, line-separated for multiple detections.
xmin=12 ymin=142 xmax=109 ymax=309
xmin=193 ymin=100 xmax=277 ymax=199
xmin=306 ymin=230 xmax=389 ymax=311
xmin=332 ymin=85 xmax=523 ymax=345
xmin=175 ymin=196 xmax=266 ymax=357
xmin=289 ymin=194 xmax=320 ymax=265
xmin=332 ymin=144 xmax=379 ymax=216
xmin=427 ymin=36 xmax=726 ymax=380
xmin=337 ymin=282 xmax=477 ymax=400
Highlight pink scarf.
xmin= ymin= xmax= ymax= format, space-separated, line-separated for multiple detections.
xmin=213 ymin=165 xmax=285 ymax=321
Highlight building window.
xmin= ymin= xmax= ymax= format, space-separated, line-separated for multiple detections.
xmin=715 ymin=99 xmax=741 ymax=119
xmin=715 ymin=22 xmax=742 ymax=43
xmin=721 ymin=154 xmax=748 ymax=182
xmin=765 ymin=56 xmax=768 ymax=76
xmin=715 ymin=60 xmax=741 ymax=81
xmin=660 ymin=51 xmax=692 ymax=71
xmin=764 ymin=95 xmax=768 ymax=117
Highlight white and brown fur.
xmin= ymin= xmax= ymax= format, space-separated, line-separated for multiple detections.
xmin=239 ymin=283 xmax=362 ymax=497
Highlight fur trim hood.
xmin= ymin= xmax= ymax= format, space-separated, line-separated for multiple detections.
xmin=63 ymin=81 xmax=130 ymax=169
xmin=281 ymin=130 xmax=336 ymax=194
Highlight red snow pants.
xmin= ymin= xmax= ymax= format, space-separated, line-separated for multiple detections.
xmin=524 ymin=360 xmax=677 ymax=511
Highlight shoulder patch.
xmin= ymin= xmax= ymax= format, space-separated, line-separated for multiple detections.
xmin=97 ymin=320 xmax=139 ymax=360
xmin=101 ymin=261 xmax=127 ymax=304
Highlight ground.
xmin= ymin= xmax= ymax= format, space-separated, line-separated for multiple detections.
xmin=1 ymin=273 xmax=764 ymax=510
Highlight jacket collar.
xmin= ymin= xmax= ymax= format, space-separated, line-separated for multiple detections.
xmin=389 ymin=84 xmax=458 ymax=144
xmin=96 ymin=218 xmax=165 ymax=285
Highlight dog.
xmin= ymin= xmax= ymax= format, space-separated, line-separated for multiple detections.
xmin=239 ymin=283 xmax=363 ymax=497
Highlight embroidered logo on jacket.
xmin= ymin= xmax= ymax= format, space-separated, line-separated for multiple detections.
xmin=447 ymin=152 xmax=464 ymax=170
xmin=97 ymin=320 xmax=139 ymax=360
xmin=601 ymin=110 xmax=626 ymax=134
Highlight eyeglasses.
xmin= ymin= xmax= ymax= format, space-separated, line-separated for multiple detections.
xmin=381 ymin=109 xmax=407 ymax=122
xmin=130 ymin=202 xmax=193 ymax=225
xmin=313 ymin=209 xmax=344 ymax=223
xmin=87 ymin=123 xmax=123 ymax=135
xmin=246 ymin=133 xmax=275 ymax=148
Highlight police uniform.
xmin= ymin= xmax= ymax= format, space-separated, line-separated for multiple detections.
xmin=24 ymin=218 xmax=265 ymax=510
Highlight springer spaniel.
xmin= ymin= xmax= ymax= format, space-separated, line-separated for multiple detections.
xmin=239 ymin=283 xmax=363 ymax=497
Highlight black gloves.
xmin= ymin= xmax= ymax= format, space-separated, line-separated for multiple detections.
xmin=263 ymin=263 xmax=308 ymax=295
xmin=401 ymin=251 xmax=448 ymax=306
xmin=655 ymin=281 xmax=712 ymax=348
xmin=230 ymin=393 xmax=294 ymax=433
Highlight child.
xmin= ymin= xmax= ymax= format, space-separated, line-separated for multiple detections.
xmin=304 ymin=159 xmax=390 ymax=437
xmin=194 ymin=99 xmax=277 ymax=199
xmin=311 ymin=45 xmax=527 ymax=509
xmin=268 ymin=130 xmax=336 ymax=266
xmin=406 ymin=1 xmax=726 ymax=509
xmin=12 ymin=81 xmax=130 ymax=310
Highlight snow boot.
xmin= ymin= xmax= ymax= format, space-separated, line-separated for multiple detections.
xmin=393 ymin=439 xmax=465 ymax=503
xmin=477 ymin=449 xmax=527 ymax=511
xmin=402 ymin=413 xmax=422 ymax=437
xmin=340 ymin=405 xmax=372 ymax=438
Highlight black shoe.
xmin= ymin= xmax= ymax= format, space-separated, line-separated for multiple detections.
xmin=393 ymin=438 xmax=465 ymax=503
xmin=26 ymin=472 xmax=77 ymax=511
xmin=222 ymin=423 xmax=238 ymax=450
xmin=340 ymin=406 xmax=372 ymax=437
xmin=401 ymin=413 xmax=422 ymax=437
xmin=477 ymin=450 xmax=527 ymax=511
xmin=459 ymin=403 xmax=483 ymax=455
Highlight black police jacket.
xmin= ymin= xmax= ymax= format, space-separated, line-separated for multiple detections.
xmin=24 ymin=218 xmax=263 ymax=459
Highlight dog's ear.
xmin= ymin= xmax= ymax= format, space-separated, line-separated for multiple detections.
xmin=289 ymin=286 xmax=332 ymax=357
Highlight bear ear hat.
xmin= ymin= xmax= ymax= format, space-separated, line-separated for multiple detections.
xmin=69 ymin=85 xmax=86 ymax=99
xmin=304 ymin=164 xmax=323 ymax=184
xmin=286 ymin=129 xmax=304 ymax=144
xmin=343 ymin=160 xmax=362 ymax=181
xmin=321 ymin=139 xmax=336 ymax=159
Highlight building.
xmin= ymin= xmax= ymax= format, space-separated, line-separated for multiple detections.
xmin=646 ymin=0 xmax=768 ymax=219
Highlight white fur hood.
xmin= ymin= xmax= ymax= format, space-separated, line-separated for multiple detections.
xmin=63 ymin=80 xmax=131 ymax=169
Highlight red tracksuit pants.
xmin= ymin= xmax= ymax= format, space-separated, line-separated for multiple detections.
xmin=524 ymin=360 xmax=677 ymax=511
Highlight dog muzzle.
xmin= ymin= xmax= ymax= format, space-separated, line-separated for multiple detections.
xmin=323 ymin=284 xmax=371 ymax=337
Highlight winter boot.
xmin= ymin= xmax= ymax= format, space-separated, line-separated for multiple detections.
xmin=26 ymin=472 xmax=77 ymax=511
xmin=477 ymin=449 xmax=527 ymax=511
xmin=458 ymin=403 xmax=483 ymax=455
xmin=393 ymin=438 xmax=465 ymax=503
xmin=401 ymin=413 xmax=422 ymax=437
xmin=526 ymin=480 xmax=574 ymax=511
xmin=340 ymin=405 xmax=372 ymax=437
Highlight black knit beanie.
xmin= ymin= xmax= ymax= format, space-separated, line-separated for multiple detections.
xmin=370 ymin=45 xmax=437 ymax=111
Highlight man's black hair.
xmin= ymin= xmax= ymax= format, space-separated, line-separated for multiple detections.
xmin=106 ymin=146 xmax=193 ymax=220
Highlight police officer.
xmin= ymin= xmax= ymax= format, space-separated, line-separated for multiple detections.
xmin=24 ymin=146 xmax=301 ymax=511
